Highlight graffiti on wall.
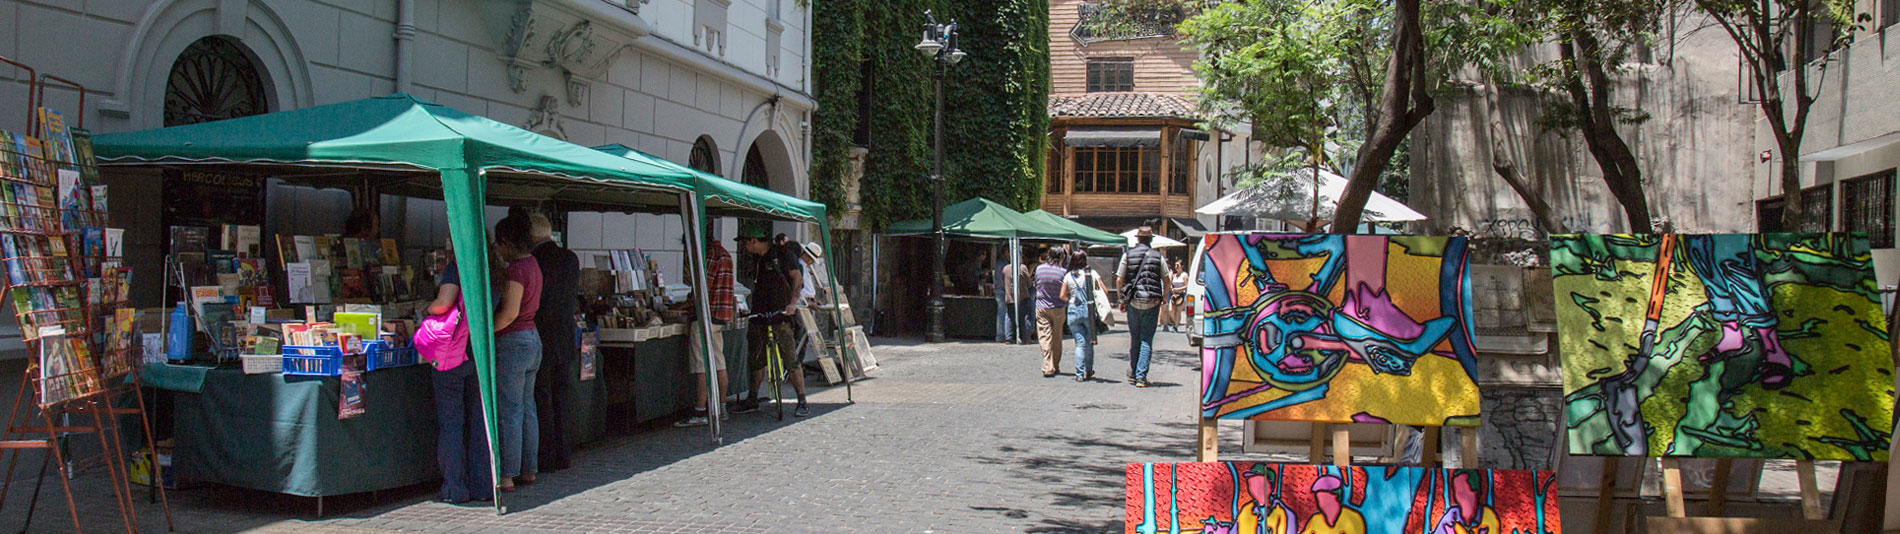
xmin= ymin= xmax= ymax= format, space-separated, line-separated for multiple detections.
xmin=1553 ymin=233 xmax=1895 ymax=460
xmin=1125 ymin=462 xmax=1561 ymax=534
xmin=1197 ymin=234 xmax=1481 ymax=426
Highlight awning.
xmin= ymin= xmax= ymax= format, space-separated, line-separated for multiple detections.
xmin=1170 ymin=217 xmax=1208 ymax=238
xmin=1063 ymin=127 xmax=1162 ymax=148
xmin=1178 ymin=129 xmax=1210 ymax=142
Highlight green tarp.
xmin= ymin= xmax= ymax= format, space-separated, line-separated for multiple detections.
xmin=91 ymin=94 xmax=706 ymax=511
xmin=592 ymin=144 xmax=826 ymax=223
xmin=1020 ymin=210 xmax=1125 ymax=245
xmin=886 ymin=197 xmax=1092 ymax=242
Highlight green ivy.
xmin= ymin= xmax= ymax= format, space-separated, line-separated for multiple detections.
xmin=808 ymin=0 xmax=1050 ymax=230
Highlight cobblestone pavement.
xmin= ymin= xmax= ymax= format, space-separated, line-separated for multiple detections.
xmin=0 ymin=328 xmax=1219 ymax=533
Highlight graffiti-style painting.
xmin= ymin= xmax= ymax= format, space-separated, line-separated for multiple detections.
xmin=1197 ymin=234 xmax=1480 ymax=426
xmin=1125 ymin=462 xmax=1560 ymax=534
xmin=1553 ymin=233 xmax=1894 ymax=460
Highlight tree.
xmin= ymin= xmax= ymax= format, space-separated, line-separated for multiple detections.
xmin=1693 ymin=0 xmax=1852 ymax=231
xmin=1180 ymin=0 xmax=1432 ymax=232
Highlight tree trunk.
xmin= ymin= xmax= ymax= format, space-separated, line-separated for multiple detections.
xmin=1330 ymin=0 xmax=1433 ymax=232
xmin=1480 ymin=78 xmax=1559 ymax=236
xmin=1559 ymin=27 xmax=1653 ymax=233
xmin=1777 ymin=133 xmax=1805 ymax=231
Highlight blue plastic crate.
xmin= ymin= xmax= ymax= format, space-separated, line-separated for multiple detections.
xmin=281 ymin=345 xmax=344 ymax=376
xmin=368 ymin=343 xmax=418 ymax=371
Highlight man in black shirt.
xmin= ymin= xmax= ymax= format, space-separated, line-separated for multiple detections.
xmin=527 ymin=213 xmax=580 ymax=471
xmin=734 ymin=226 xmax=809 ymax=417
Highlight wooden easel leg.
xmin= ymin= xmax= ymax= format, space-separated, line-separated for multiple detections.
xmin=1421 ymin=427 xmax=1440 ymax=467
xmin=1796 ymin=460 xmax=1823 ymax=520
xmin=1707 ymin=457 xmax=1731 ymax=515
xmin=1309 ymin=423 xmax=1327 ymax=463
xmin=1331 ymin=425 xmax=1351 ymax=467
xmin=86 ymin=405 xmax=135 ymax=533
xmin=0 ymin=375 xmax=35 ymax=506
xmin=1196 ymin=417 xmax=1218 ymax=462
xmin=1460 ymin=427 xmax=1479 ymax=468
xmin=1594 ymin=457 xmax=1619 ymax=534
xmin=47 ymin=426 xmax=84 ymax=534
xmin=1661 ymin=457 xmax=1686 ymax=518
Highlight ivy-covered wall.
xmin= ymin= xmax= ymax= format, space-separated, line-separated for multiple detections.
xmin=809 ymin=0 xmax=1051 ymax=230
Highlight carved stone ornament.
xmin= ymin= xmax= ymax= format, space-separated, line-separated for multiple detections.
xmin=498 ymin=1 xmax=638 ymax=94
xmin=563 ymin=71 xmax=589 ymax=107
xmin=527 ymin=94 xmax=567 ymax=140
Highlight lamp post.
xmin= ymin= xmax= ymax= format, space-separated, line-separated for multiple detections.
xmin=917 ymin=10 xmax=964 ymax=343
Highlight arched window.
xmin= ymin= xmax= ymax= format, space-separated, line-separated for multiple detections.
xmin=164 ymin=36 xmax=269 ymax=127
xmin=689 ymin=136 xmax=720 ymax=175
xmin=742 ymin=144 xmax=769 ymax=189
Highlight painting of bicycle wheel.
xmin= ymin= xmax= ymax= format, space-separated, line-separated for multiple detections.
xmin=1552 ymin=233 xmax=1894 ymax=460
xmin=1197 ymin=234 xmax=1480 ymax=426
xmin=1124 ymin=462 xmax=1561 ymax=534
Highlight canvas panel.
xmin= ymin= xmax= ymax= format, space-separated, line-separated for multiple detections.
xmin=1552 ymin=233 xmax=1894 ymax=460
xmin=1197 ymin=234 xmax=1481 ymax=426
xmin=1124 ymin=462 xmax=1561 ymax=534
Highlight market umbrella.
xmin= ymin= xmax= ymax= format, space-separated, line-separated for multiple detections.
xmin=93 ymin=94 xmax=703 ymax=512
xmin=1195 ymin=167 xmax=1425 ymax=228
xmin=1019 ymin=210 xmax=1125 ymax=245
xmin=1118 ymin=228 xmax=1188 ymax=248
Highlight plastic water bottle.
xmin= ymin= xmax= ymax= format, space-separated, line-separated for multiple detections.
xmin=167 ymin=302 xmax=193 ymax=361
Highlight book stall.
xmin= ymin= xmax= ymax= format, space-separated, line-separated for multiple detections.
xmin=82 ymin=94 xmax=855 ymax=515
xmin=0 ymin=60 xmax=172 ymax=533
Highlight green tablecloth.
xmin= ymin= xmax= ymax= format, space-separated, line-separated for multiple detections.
xmin=945 ymin=296 xmax=999 ymax=339
xmin=157 ymin=365 xmax=438 ymax=497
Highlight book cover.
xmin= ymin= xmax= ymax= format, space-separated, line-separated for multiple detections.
xmin=342 ymin=238 xmax=364 ymax=269
xmin=89 ymin=185 xmax=107 ymax=215
xmin=170 ymin=226 xmax=209 ymax=255
xmin=338 ymin=268 xmax=366 ymax=299
xmin=234 ymin=225 xmax=261 ymax=258
xmin=104 ymin=228 xmax=124 ymax=258
xmin=207 ymin=249 xmax=237 ymax=274
xmin=277 ymin=235 xmax=300 ymax=264
xmin=312 ymin=235 xmax=334 ymax=261
xmin=293 ymin=236 xmax=316 ymax=261
xmin=338 ymin=365 xmax=366 ymax=419
xmin=189 ymin=286 xmax=223 ymax=319
xmin=285 ymin=262 xmax=313 ymax=304
xmin=379 ymin=239 xmax=399 ymax=265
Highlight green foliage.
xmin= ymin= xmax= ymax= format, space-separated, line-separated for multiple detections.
xmin=806 ymin=0 xmax=1051 ymax=230
xmin=1179 ymin=0 xmax=1367 ymax=159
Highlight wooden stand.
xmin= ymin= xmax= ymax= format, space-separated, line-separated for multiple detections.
xmin=1645 ymin=458 xmax=1838 ymax=534
xmin=1196 ymin=418 xmax=1477 ymax=467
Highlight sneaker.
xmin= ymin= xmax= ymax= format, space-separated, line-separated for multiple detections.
xmin=732 ymin=400 xmax=760 ymax=414
xmin=1074 ymin=375 xmax=1087 ymax=382
xmin=793 ymin=403 xmax=811 ymax=417
xmin=673 ymin=415 xmax=710 ymax=427
xmin=1134 ymin=379 xmax=1150 ymax=388
xmin=719 ymin=410 xmax=731 ymax=421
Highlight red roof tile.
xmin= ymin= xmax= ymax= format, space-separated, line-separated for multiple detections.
xmin=1048 ymin=92 xmax=1197 ymax=119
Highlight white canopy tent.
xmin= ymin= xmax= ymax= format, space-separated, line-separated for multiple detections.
xmin=1119 ymin=228 xmax=1188 ymax=248
xmin=1196 ymin=168 xmax=1425 ymax=230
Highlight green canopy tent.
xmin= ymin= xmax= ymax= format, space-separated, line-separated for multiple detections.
xmin=882 ymin=198 xmax=1114 ymax=341
xmin=91 ymin=94 xmax=717 ymax=512
xmin=593 ymin=144 xmax=858 ymax=437
xmin=1019 ymin=210 xmax=1126 ymax=246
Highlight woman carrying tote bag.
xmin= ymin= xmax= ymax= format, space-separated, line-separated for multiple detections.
xmin=1059 ymin=250 xmax=1108 ymax=382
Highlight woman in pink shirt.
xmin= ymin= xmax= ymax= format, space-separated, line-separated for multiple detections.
xmin=490 ymin=215 xmax=544 ymax=492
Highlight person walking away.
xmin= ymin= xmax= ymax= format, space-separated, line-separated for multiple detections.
xmin=994 ymin=248 xmax=1027 ymax=343
xmin=734 ymin=227 xmax=811 ymax=417
xmin=1162 ymin=260 xmax=1178 ymax=330
xmin=1059 ymin=250 xmax=1107 ymax=382
xmin=418 ymin=238 xmax=491 ymax=504
xmin=1033 ymin=248 xmax=1069 ymax=377
xmin=1118 ymin=226 xmax=1169 ymax=387
xmin=490 ymin=215 xmax=545 ymax=491
xmin=524 ymin=212 xmax=579 ymax=472
xmin=677 ymin=234 xmax=734 ymax=427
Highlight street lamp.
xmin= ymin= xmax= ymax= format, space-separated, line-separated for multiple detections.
xmin=918 ymin=10 xmax=962 ymax=343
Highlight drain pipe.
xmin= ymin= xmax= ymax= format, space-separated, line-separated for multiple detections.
xmin=394 ymin=0 xmax=416 ymax=93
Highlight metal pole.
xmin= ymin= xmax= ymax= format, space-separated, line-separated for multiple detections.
xmin=1010 ymin=238 xmax=1022 ymax=344
xmin=680 ymin=193 xmax=722 ymax=444
xmin=926 ymin=56 xmax=947 ymax=342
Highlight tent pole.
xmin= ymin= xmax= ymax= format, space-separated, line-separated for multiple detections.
xmin=870 ymin=236 xmax=880 ymax=337
xmin=442 ymin=167 xmax=502 ymax=513
xmin=680 ymin=192 xmax=723 ymax=444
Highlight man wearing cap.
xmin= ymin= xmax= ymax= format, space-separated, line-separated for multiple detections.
xmin=733 ymin=226 xmax=810 ymax=417
xmin=1300 ymin=474 xmax=1365 ymax=534
xmin=1118 ymin=225 xmax=1170 ymax=387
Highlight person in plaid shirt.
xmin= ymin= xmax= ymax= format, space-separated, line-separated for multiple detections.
xmin=678 ymin=236 xmax=735 ymax=427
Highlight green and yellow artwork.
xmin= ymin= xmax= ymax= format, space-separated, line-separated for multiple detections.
xmin=1553 ymin=233 xmax=1894 ymax=460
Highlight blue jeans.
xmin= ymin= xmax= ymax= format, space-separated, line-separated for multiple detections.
xmin=1126 ymin=305 xmax=1160 ymax=381
xmin=995 ymin=300 xmax=1014 ymax=342
xmin=495 ymin=329 xmax=543 ymax=479
xmin=432 ymin=359 xmax=492 ymax=501
xmin=1067 ymin=309 xmax=1095 ymax=379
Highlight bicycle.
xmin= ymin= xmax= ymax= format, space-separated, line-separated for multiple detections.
xmin=747 ymin=310 xmax=791 ymax=421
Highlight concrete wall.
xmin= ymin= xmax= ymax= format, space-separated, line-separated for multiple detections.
xmin=1411 ymin=11 xmax=1758 ymax=239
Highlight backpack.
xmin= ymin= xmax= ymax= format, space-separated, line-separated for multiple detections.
xmin=415 ymin=300 xmax=470 ymax=370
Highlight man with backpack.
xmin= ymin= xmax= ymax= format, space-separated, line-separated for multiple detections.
xmin=1118 ymin=226 xmax=1170 ymax=387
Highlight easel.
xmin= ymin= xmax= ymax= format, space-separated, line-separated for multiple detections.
xmin=1196 ymin=418 xmax=1478 ymax=468
xmin=1642 ymin=458 xmax=1837 ymax=533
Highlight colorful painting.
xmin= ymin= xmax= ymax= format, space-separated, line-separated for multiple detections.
xmin=1125 ymin=462 xmax=1560 ymax=534
xmin=1197 ymin=234 xmax=1480 ymax=426
xmin=1553 ymin=233 xmax=1894 ymax=460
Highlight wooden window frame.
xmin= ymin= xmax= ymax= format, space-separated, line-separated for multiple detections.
xmin=1072 ymin=146 xmax=1159 ymax=194
xmin=1085 ymin=57 xmax=1135 ymax=93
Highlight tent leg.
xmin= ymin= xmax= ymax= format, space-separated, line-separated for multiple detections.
xmin=680 ymin=193 xmax=723 ymax=445
xmin=1010 ymin=238 xmax=1022 ymax=345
